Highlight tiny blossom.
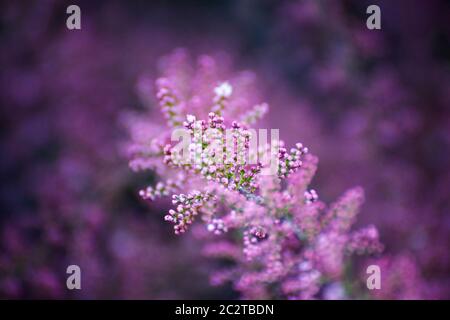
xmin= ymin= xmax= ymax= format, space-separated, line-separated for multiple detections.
xmin=277 ymin=142 xmax=308 ymax=178
xmin=139 ymin=179 xmax=182 ymax=200
xmin=240 ymin=103 xmax=268 ymax=125
xmin=247 ymin=226 xmax=269 ymax=244
xmin=304 ymin=189 xmax=319 ymax=204
xmin=346 ymin=225 xmax=384 ymax=254
xmin=129 ymin=51 xmax=383 ymax=299
xmin=156 ymin=77 xmax=184 ymax=127
xmin=214 ymin=82 xmax=233 ymax=98
xmin=186 ymin=114 xmax=196 ymax=123
xmin=164 ymin=191 xmax=215 ymax=235
xmin=207 ymin=218 xmax=228 ymax=235
xmin=211 ymin=82 xmax=233 ymax=115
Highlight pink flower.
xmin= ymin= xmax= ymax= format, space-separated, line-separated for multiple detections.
xmin=129 ymin=50 xmax=383 ymax=299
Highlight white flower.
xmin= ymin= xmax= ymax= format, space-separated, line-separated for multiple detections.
xmin=186 ymin=114 xmax=196 ymax=123
xmin=214 ymin=82 xmax=233 ymax=98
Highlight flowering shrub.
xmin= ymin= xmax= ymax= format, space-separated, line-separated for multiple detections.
xmin=1 ymin=1 xmax=448 ymax=300
xmin=129 ymin=50 xmax=383 ymax=299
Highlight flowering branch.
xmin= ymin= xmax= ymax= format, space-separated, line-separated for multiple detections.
xmin=129 ymin=50 xmax=383 ymax=299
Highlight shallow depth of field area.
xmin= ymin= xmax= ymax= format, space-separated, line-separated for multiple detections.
xmin=0 ymin=0 xmax=449 ymax=299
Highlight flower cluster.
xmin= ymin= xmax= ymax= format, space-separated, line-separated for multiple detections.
xmin=3 ymin=0 xmax=447 ymax=300
xmin=130 ymin=50 xmax=383 ymax=299
xmin=163 ymin=110 xmax=309 ymax=195
xmin=139 ymin=179 xmax=182 ymax=201
xmin=165 ymin=191 xmax=216 ymax=234
xmin=156 ymin=77 xmax=184 ymax=127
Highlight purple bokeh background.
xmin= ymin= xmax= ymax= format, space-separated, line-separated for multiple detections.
xmin=0 ymin=0 xmax=449 ymax=299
